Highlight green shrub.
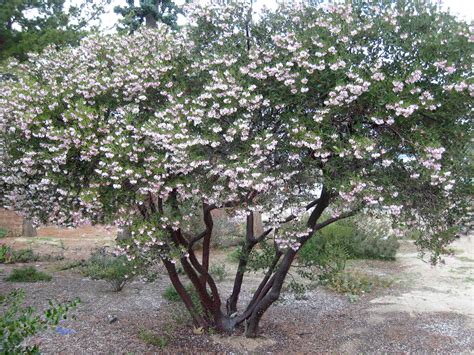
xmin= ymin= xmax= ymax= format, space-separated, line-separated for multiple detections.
xmin=297 ymin=217 xmax=398 ymax=294
xmin=0 ymin=228 xmax=7 ymax=238
xmin=209 ymin=263 xmax=227 ymax=282
xmin=299 ymin=225 xmax=349 ymax=275
xmin=5 ymin=267 xmax=52 ymax=282
xmin=82 ymin=251 xmax=136 ymax=291
xmin=350 ymin=233 xmax=399 ymax=260
xmin=0 ymin=245 xmax=39 ymax=264
xmin=0 ymin=288 xmax=79 ymax=354
xmin=299 ymin=217 xmax=399 ymax=265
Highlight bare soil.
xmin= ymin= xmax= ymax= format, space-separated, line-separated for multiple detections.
xmin=0 ymin=228 xmax=473 ymax=354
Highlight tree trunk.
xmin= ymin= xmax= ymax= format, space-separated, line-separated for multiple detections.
xmin=244 ymin=187 xmax=332 ymax=337
xmin=245 ymin=250 xmax=297 ymax=337
xmin=22 ymin=218 xmax=36 ymax=237
xmin=145 ymin=14 xmax=157 ymax=28
xmin=159 ymin=187 xmax=335 ymax=338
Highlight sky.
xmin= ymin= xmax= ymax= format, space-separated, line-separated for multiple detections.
xmin=98 ymin=0 xmax=473 ymax=31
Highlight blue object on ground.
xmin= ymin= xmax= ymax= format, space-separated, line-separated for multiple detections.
xmin=55 ymin=326 xmax=76 ymax=335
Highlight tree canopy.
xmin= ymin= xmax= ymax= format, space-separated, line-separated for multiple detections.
xmin=0 ymin=0 xmax=108 ymax=61
xmin=0 ymin=0 xmax=472 ymax=337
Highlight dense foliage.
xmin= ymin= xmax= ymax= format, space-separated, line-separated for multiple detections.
xmin=0 ymin=288 xmax=78 ymax=353
xmin=299 ymin=217 xmax=399 ymax=267
xmin=0 ymin=0 xmax=109 ymax=62
xmin=0 ymin=0 xmax=472 ymax=337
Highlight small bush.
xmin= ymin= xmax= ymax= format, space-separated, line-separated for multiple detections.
xmin=5 ymin=267 xmax=52 ymax=282
xmin=299 ymin=228 xmax=348 ymax=276
xmin=350 ymin=233 xmax=399 ymax=260
xmin=162 ymin=283 xmax=202 ymax=302
xmin=209 ymin=263 xmax=227 ymax=282
xmin=297 ymin=217 xmax=398 ymax=296
xmin=299 ymin=217 xmax=399 ymax=266
xmin=82 ymin=251 xmax=136 ymax=291
xmin=0 ymin=288 xmax=79 ymax=353
xmin=0 ymin=228 xmax=7 ymax=238
xmin=0 ymin=245 xmax=39 ymax=264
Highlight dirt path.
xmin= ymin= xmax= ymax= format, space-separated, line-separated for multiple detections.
xmin=0 ymin=233 xmax=473 ymax=353
xmin=334 ymin=235 xmax=474 ymax=354
xmin=370 ymin=236 xmax=474 ymax=325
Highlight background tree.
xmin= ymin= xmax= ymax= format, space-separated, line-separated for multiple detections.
xmin=0 ymin=0 xmax=472 ymax=337
xmin=0 ymin=0 xmax=109 ymax=62
xmin=114 ymin=0 xmax=181 ymax=31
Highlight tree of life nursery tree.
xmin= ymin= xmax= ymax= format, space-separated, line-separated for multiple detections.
xmin=0 ymin=1 xmax=472 ymax=337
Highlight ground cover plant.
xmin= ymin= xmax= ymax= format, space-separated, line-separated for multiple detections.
xmin=0 ymin=288 xmax=78 ymax=353
xmin=0 ymin=0 xmax=471 ymax=338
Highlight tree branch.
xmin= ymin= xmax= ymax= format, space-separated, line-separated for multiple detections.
xmin=314 ymin=210 xmax=357 ymax=231
xmin=307 ymin=186 xmax=331 ymax=229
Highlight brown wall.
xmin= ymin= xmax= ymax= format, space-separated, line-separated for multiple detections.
xmin=0 ymin=208 xmax=23 ymax=236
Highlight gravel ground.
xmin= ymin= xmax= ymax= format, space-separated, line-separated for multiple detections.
xmin=0 ymin=233 xmax=473 ymax=354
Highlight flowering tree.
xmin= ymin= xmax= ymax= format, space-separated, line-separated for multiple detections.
xmin=0 ymin=1 xmax=472 ymax=337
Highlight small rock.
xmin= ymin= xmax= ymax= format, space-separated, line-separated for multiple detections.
xmin=107 ymin=315 xmax=118 ymax=324
xmin=193 ymin=326 xmax=204 ymax=335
